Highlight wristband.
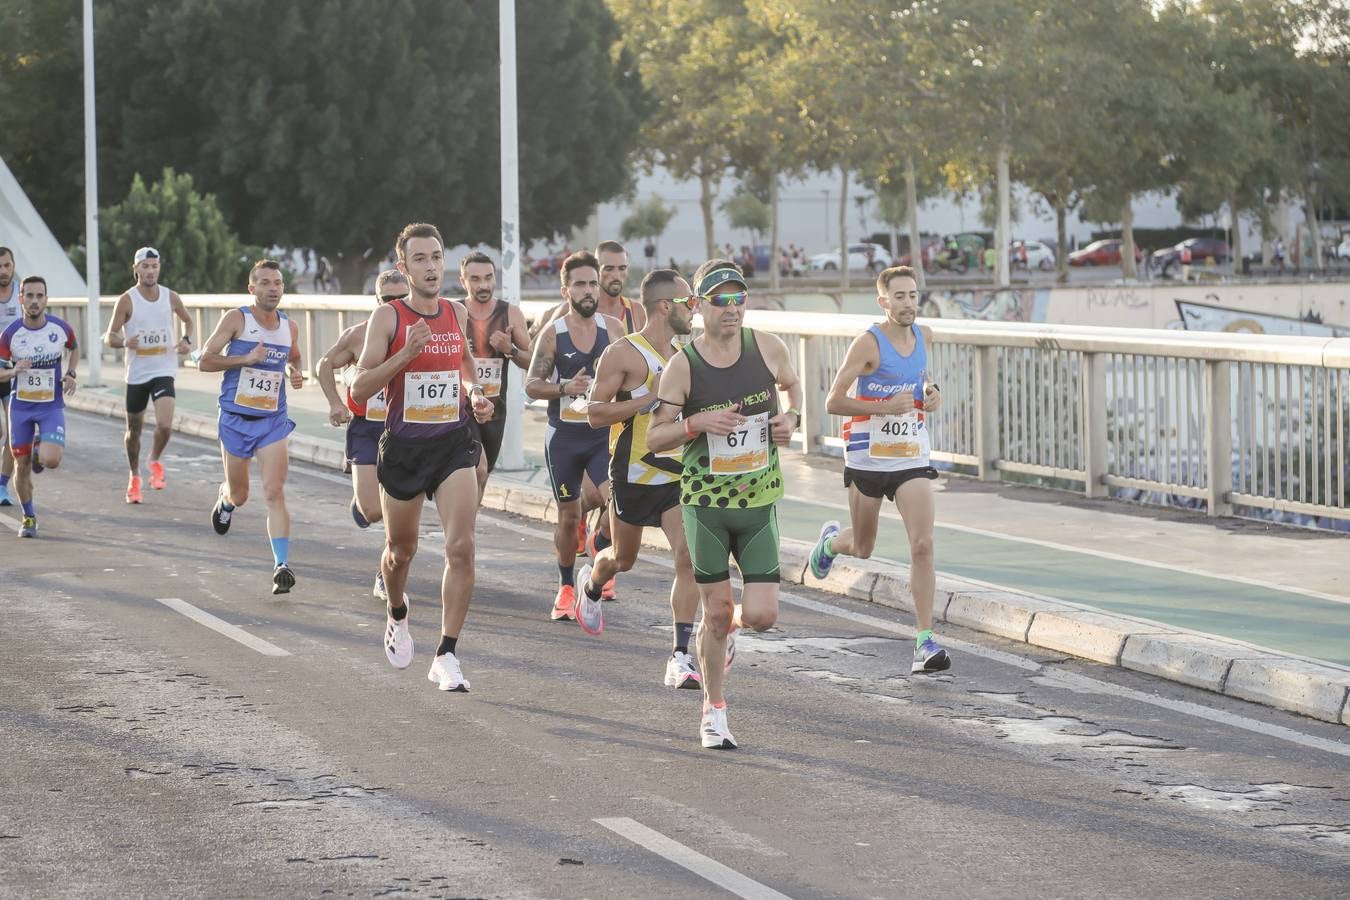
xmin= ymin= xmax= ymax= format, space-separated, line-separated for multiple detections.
xmin=785 ymin=406 xmax=801 ymax=423
xmin=684 ymin=418 xmax=695 ymax=438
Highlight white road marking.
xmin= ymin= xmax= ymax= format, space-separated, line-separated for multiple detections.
xmin=488 ymin=517 xmax=1350 ymax=759
xmin=156 ymin=597 xmax=291 ymax=657
xmin=594 ymin=817 xmax=793 ymax=900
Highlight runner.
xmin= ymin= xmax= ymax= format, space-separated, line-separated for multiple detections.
xmin=459 ymin=251 xmax=530 ymax=491
xmin=350 ymin=223 xmax=494 ymax=691
xmin=808 ymin=265 xmax=951 ymax=674
xmin=103 ymin=247 xmax=193 ymax=503
xmin=525 ymin=250 xmax=622 ymax=621
xmin=574 ymin=268 xmax=702 ymax=690
xmin=647 ymin=259 xmax=803 ymax=749
xmin=317 ymin=269 xmax=409 ymax=528
xmin=0 ymin=247 xmax=22 ymax=506
xmin=199 ymin=259 xmax=306 ymax=595
xmin=0 ymin=276 xmax=79 ymax=539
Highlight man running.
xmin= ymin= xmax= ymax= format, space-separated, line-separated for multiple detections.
xmin=809 ymin=265 xmax=950 ymax=674
xmin=648 ymin=259 xmax=802 ymax=749
xmin=317 ymin=269 xmax=408 ymax=528
xmin=460 ymin=251 xmax=530 ymax=490
xmin=574 ymin=268 xmax=702 ymax=690
xmin=351 ymin=223 xmax=493 ymax=692
xmin=199 ymin=259 xmax=306 ymax=595
xmin=0 ymin=247 xmax=23 ymax=506
xmin=0 ymin=276 xmax=79 ymax=538
xmin=525 ymin=250 xmax=622 ymax=621
xmin=103 ymin=247 xmax=193 ymax=503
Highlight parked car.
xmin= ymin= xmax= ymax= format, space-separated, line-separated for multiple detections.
xmin=1011 ymin=239 xmax=1055 ymax=271
xmin=808 ymin=242 xmax=893 ymax=272
xmin=1068 ymin=239 xmax=1144 ymax=267
xmin=1151 ymin=237 xmax=1230 ymax=276
xmin=1334 ymin=237 xmax=1350 ymax=260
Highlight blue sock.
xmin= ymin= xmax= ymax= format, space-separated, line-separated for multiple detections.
xmin=0 ymin=474 xmax=10 ymax=488
xmin=271 ymin=537 xmax=289 ymax=567
xmin=559 ymin=563 xmax=574 ymax=587
xmin=21 ymin=500 xmax=34 ymax=517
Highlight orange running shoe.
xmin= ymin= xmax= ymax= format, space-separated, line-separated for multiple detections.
xmin=601 ymin=577 xmax=617 ymax=601
xmin=125 ymin=475 xmax=143 ymax=504
xmin=550 ymin=584 xmax=577 ymax=621
xmin=148 ymin=460 xmax=167 ymax=490
xmin=575 ymin=518 xmax=587 ymax=555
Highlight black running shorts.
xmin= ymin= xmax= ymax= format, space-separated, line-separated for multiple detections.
xmin=378 ymin=425 xmax=481 ymax=502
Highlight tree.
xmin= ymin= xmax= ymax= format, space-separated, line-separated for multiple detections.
xmin=619 ymin=195 xmax=677 ymax=249
xmin=1 ymin=0 xmax=644 ymax=291
xmin=68 ymin=168 xmax=259 ymax=293
xmin=721 ymin=191 xmax=770 ymax=242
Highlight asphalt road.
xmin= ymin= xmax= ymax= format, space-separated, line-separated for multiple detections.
xmin=1 ymin=409 xmax=1347 ymax=899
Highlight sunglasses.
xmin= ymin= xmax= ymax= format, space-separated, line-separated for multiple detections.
xmin=379 ymin=292 xmax=409 ymax=303
xmin=702 ymin=290 xmax=748 ymax=307
xmin=667 ymin=295 xmax=699 ymax=306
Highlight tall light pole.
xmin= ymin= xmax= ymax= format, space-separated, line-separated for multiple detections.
xmin=498 ymin=0 xmax=525 ymax=470
xmin=83 ymin=0 xmax=103 ymax=385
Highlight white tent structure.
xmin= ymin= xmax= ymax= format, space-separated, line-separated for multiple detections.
xmin=0 ymin=156 xmax=87 ymax=295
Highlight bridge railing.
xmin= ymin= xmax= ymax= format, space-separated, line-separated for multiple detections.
xmin=50 ymin=295 xmax=1350 ymax=522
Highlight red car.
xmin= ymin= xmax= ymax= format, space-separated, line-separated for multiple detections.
xmin=1068 ymin=239 xmax=1144 ymax=267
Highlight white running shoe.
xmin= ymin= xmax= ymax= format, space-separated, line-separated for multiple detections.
xmin=575 ymin=563 xmax=604 ymax=636
xmin=372 ymin=572 xmax=409 ymax=606
xmin=700 ymin=704 xmax=737 ymax=749
xmin=427 ymin=651 xmax=470 ymax=692
xmin=664 ymin=651 xmax=701 ymax=689
xmin=384 ymin=607 xmax=414 ymax=670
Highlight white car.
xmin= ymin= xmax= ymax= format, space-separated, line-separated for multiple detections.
xmin=1336 ymin=238 xmax=1350 ymax=260
xmin=1011 ymin=239 xmax=1055 ymax=271
xmin=808 ymin=242 xmax=892 ymax=272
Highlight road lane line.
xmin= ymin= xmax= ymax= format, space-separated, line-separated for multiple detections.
xmin=488 ymin=518 xmax=1350 ymax=759
xmin=594 ymin=817 xmax=793 ymax=900
xmin=155 ymin=597 xmax=291 ymax=657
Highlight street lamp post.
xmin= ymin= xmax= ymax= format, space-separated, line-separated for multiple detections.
xmin=498 ymin=0 xmax=525 ymax=470
xmin=83 ymin=0 xmax=103 ymax=386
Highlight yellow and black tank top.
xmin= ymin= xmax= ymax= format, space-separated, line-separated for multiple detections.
xmin=609 ymin=333 xmax=682 ymax=486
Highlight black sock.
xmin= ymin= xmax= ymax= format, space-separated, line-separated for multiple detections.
xmin=674 ymin=622 xmax=694 ymax=655
xmin=584 ymin=577 xmax=603 ymax=601
xmin=436 ymin=634 xmax=457 ymax=657
xmin=388 ymin=601 xmax=408 ymax=622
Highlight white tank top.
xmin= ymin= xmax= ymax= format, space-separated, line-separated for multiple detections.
xmin=0 ymin=280 xmax=20 ymax=332
xmin=125 ymin=284 xmax=179 ymax=384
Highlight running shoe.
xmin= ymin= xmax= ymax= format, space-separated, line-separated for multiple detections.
xmin=384 ymin=603 xmax=414 ymax=669
xmin=17 ymin=516 xmax=37 ymax=539
xmin=601 ymin=577 xmax=617 ymax=601
xmin=664 ymin=651 xmax=701 ymax=690
xmin=350 ymin=498 xmax=370 ymax=529
xmin=809 ymin=520 xmax=840 ymax=579
xmin=125 ymin=475 xmax=143 ymax=504
xmin=148 ymin=460 xmax=167 ymax=490
xmin=550 ymin=584 xmax=577 ymax=621
xmin=271 ymin=563 xmax=296 ymax=595
xmin=0 ymin=484 xmax=12 ymax=506
xmin=427 ymin=651 xmax=470 ymax=692
xmin=372 ymin=572 xmax=409 ymax=606
xmin=575 ymin=518 xmax=587 ymax=555
xmin=574 ymin=564 xmax=604 ymax=635
xmin=210 ymin=489 xmax=232 ymax=535
xmin=911 ymin=637 xmax=952 ymax=674
xmin=700 ymin=704 xmax=737 ymax=749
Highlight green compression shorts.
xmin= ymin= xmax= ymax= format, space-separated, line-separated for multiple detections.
xmin=681 ymin=504 xmax=781 ymax=585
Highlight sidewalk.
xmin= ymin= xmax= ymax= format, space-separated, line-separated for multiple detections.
xmin=70 ymin=362 xmax=1350 ymax=725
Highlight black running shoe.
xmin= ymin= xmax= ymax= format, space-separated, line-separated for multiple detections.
xmin=272 ymin=563 xmax=295 ymax=595
xmin=211 ymin=491 xmax=232 ymax=535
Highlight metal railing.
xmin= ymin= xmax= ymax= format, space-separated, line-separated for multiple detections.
xmin=49 ymin=294 xmax=1350 ymax=524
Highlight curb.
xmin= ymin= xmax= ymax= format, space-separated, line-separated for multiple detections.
xmin=70 ymin=392 xmax=1350 ymax=727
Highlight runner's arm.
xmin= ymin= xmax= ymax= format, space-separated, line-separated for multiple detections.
xmin=62 ymin=334 xmax=81 ymax=395
xmin=350 ymin=304 xmax=409 ymax=405
xmin=286 ymin=319 xmax=306 ymax=388
xmin=587 ymin=341 xmax=651 ymax=429
xmin=524 ymin=326 xmax=569 ymax=400
xmin=824 ymin=332 xmax=889 ymax=417
xmin=102 ymin=294 xmax=134 ymax=348
xmin=452 ymin=302 xmax=488 ymax=404
xmin=919 ymin=325 xmax=942 ymax=412
xmin=196 ymin=309 xmax=256 ymax=372
xmin=170 ymin=292 xmax=194 ymax=351
xmin=505 ymin=303 xmax=532 ymax=370
xmin=316 ymin=324 xmax=362 ymax=411
xmin=528 ymin=300 xmax=566 ymax=347
xmin=759 ymin=332 xmax=803 ymax=441
xmin=645 ymin=353 xmax=692 ymax=453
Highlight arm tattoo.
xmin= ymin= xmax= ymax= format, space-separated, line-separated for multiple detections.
xmin=528 ymin=350 xmax=555 ymax=382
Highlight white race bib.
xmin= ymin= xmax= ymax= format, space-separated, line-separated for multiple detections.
xmin=235 ymin=366 xmax=281 ymax=412
xmin=707 ymin=412 xmax=770 ymax=475
xmin=135 ymin=328 xmax=171 ymax=356
xmin=869 ymin=413 xmax=922 ymax=459
xmin=365 ymin=388 xmax=387 ymax=422
xmin=403 ymin=370 xmax=459 ymax=423
xmin=476 ymin=358 xmax=503 ymax=399
xmin=16 ymin=368 xmax=55 ymax=404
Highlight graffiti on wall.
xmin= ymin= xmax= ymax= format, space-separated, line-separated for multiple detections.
xmin=918 ymin=288 xmax=1046 ymax=322
xmin=1174 ymin=297 xmax=1350 ymax=337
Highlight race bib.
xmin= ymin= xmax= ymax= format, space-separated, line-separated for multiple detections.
xmin=365 ymin=387 xmax=387 ymax=422
xmin=707 ymin=412 xmax=770 ymax=475
xmin=16 ymin=368 xmax=55 ymax=404
xmin=236 ymin=366 xmax=281 ymax=412
xmin=869 ymin=413 xmax=922 ymax=459
xmin=561 ymin=394 xmax=590 ymax=423
xmin=403 ymin=370 xmax=460 ymax=423
xmin=476 ymin=358 xmax=503 ymax=399
xmin=135 ymin=328 xmax=171 ymax=356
